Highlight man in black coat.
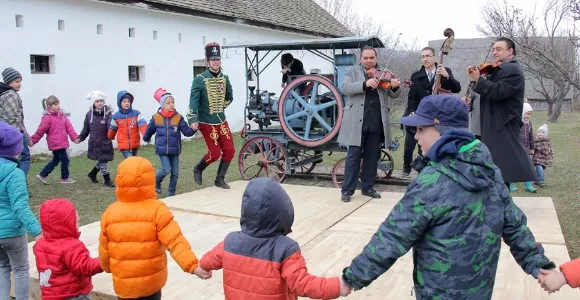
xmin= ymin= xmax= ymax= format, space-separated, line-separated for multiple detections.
xmin=464 ymin=37 xmax=536 ymax=183
xmin=402 ymin=47 xmax=461 ymax=177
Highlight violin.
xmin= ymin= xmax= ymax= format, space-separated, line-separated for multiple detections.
xmin=365 ymin=68 xmax=411 ymax=89
xmin=469 ymin=61 xmax=501 ymax=76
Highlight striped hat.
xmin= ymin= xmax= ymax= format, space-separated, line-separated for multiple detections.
xmin=2 ymin=68 xmax=22 ymax=85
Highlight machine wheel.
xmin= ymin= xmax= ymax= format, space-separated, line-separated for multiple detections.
xmin=278 ymin=75 xmax=343 ymax=147
xmin=290 ymin=150 xmax=318 ymax=174
xmin=331 ymin=149 xmax=395 ymax=188
xmin=238 ymin=136 xmax=288 ymax=183
xmin=331 ymin=157 xmax=348 ymax=189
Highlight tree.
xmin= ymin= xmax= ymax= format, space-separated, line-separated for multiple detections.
xmin=478 ymin=0 xmax=579 ymax=122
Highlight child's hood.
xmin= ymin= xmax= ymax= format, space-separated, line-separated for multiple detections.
xmin=39 ymin=198 xmax=80 ymax=240
xmin=115 ymin=156 xmax=157 ymax=203
xmin=240 ymin=178 xmax=294 ymax=238
xmin=0 ymin=82 xmax=12 ymax=95
xmin=116 ymin=90 xmax=134 ymax=111
xmin=430 ymin=139 xmax=497 ymax=192
xmin=0 ymin=158 xmax=18 ymax=182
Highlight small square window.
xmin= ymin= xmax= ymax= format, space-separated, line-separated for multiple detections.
xmin=223 ymin=38 xmax=226 ymax=45
xmin=15 ymin=15 xmax=23 ymax=27
xmin=97 ymin=24 xmax=103 ymax=35
xmin=129 ymin=28 xmax=135 ymax=38
xmin=202 ymin=36 xmax=206 ymax=45
xmin=30 ymin=55 xmax=54 ymax=74
xmin=128 ymin=66 xmax=145 ymax=82
xmin=153 ymin=30 xmax=158 ymax=40
xmin=58 ymin=20 xmax=65 ymax=31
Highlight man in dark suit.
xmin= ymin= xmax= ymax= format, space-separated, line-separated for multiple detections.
xmin=402 ymin=47 xmax=461 ymax=177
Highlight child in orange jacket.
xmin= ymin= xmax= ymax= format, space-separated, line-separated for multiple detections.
xmin=98 ymin=156 xmax=210 ymax=299
xmin=199 ymin=178 xmax=351 ymax=299
xmin=539 ymin=258 xmax=580 ymax=293
xmin=107 ymin=91 xmax=147 ymax=158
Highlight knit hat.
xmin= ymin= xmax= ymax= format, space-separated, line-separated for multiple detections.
xmin=2 ymin=68 xmax=22 ymax=85
xmin=538 ymin=124 xmax=549 ymax=137
xmin=522 ymin=102 xmax=533 ymax=119
xmin=86 ymin=91 xmax=106 ymax=103
xmin=0 ymin=122 xmax=23 ymax=157
xmin=153 ymin=88 xmax=172 ymax=106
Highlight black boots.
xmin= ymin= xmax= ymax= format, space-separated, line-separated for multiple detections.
xmin=88 ymin=167 xmax=99 ymax=183
xmin=193 ymin=158 xmax=208 ymax=185
xmin=103 ymin=174 xmax=115 ymax=188
xmin=215 ymin=160 xmax=230 ymax=189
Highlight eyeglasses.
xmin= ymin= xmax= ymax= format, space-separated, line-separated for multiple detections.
xmin=420 ymin=55 xmax=434 ymax=59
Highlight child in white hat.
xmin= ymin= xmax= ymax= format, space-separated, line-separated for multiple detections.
xmin=509 ymin=102 xmax=537 ymax=193
xmin=532 ymin=124 xmax=553 ymax=187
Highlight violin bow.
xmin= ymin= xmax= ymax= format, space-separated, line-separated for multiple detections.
xmin=378 ymin=33 xmax=402 ymax=82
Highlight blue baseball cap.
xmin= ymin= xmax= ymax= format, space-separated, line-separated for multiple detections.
xmin=400 ymin=95 xmax=469 ymax=129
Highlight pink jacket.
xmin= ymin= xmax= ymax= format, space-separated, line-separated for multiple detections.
xmin=31 ymin=109 xmax=79 ymax=151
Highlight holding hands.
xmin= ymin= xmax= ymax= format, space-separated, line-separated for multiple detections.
xmin=193 ymin=266 xmax=212 ymax=280
xmin=73 ymin=138 xmax=80 ymax=144
xmin=339 ymin=277 xmax=352 ymax=297
xmin=538 ymin=269 xmax=568 ymax=294
xmin=190 ymin=122 xmax=199 ymax=131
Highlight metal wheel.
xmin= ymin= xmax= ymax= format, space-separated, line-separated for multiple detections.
xmin=290 ymin=150 xmax=318 ymax=174
xmin=278 ymin=75 xmax=343 ymax=147
xmin=377 ymin=150 xmax=394 ymax=179
xmin=331 ymin=157 xmax=347 ymax=188
xmin=238 ymin=136 xmax=288 ymax=183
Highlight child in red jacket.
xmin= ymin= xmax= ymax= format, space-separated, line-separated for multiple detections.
xmin=539 ymin=258 xmax=580 ymax=293
xmin=33 ymin=198 xmax=102 ymax=300
xmin=200 ymin=178 xmax=351 ymax=299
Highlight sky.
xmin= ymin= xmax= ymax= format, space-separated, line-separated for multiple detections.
xmin=352 ymin=0 xmax=543 ymax=47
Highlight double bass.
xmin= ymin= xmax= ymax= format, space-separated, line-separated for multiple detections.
xmin=432 ymin=28 xmax=455 ymax=95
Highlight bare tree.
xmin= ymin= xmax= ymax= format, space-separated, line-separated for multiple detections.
xmin=478 ymin=0 xmax=579 ymax=121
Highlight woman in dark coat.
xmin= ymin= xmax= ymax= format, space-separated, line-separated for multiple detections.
xmin=78 ymin=91 xmax=115 ymax=187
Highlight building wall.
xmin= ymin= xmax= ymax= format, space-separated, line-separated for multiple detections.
xmin=0 ymin=0 xmax=335 ymax=154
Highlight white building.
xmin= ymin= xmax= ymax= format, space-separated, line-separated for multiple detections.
xmin=0 ymin=0 xmax=350 ymax=154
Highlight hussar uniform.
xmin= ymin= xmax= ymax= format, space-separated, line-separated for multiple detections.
xmin=187 ymin=42 xmax=234 ymax=189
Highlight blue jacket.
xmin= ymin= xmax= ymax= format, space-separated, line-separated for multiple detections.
xmin=343 ymin=130 xmax=554 ymax=299
xmin=143 ymin=109 xmax=195 ymax=155
xmin=0 ymin=157 xmax=42 ymax=239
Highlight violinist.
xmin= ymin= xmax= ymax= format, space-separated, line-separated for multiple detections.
xmin=402 ymin=47 xmax=461 ymax=178
xmin=464 ymin=37 xmax=536 ymax=185
xmin=337 ymin=46 xmax=401 ymax=202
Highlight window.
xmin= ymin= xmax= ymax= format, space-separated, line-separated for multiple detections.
xmin=30 ymin=55 xmax=53 ymax=74
xmin=129 ymin=28 xmax=135 ymax=38
xmin=153 ymin=30 xmax=158 ymax=40
xmin=193 ymin=66 xmax=205 ymax=77
xmin=178 ymin=33 xmax=182 ymax=42
xmin=58 ymin=20 xmax=65 ymax=31
xmin=97 ymin=24 xmax=103 ymax=35
xmin=193 ymin=59 xmax=206 ymax=77
xmin=202 ymin=35 xmax=206 ymax=45
xmin=128 ymin=66 xmax=145 ymax=82
xmin=15 ymin=15 xmax=23 ymax=27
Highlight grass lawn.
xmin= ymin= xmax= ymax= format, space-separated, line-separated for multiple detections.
xmin=25 ymin=112 xmax=580 ymax=259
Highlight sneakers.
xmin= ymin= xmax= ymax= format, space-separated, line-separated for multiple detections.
xmin=36 ymin=175 xmax=49 ymax=185
xmin=60 ymin=178 xmax=76 ymax=184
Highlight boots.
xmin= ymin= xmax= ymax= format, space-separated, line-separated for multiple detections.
xmin=88 ymin=167 xmax=99 ymax=183
xmin=524 ymin=181 xmax=537 ymax=193
xmin=103 ymin=174 xmax=115 ymax=188
xmin=214 ymin=160 xmax=230 ymax=189
xmin=193 ymin=158 xmax=208 ymax=185
xmin=509 ymin=182 xmax=519 ymax=192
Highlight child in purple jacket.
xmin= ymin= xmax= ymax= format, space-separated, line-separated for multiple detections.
xmin=30 ymin=95 xmax=79 ymax=184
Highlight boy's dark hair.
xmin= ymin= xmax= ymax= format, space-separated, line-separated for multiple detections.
xmin=41 ymin=95 xmax=59 ymax=110
xmin=281 ymin=53 xmax=294 ymax=66
xmin=421 ymin=47 xmax=436 ymax=56
xmin=495 ymin=37 xmax=516 ymax=56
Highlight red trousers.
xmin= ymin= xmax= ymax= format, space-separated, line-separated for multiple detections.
xmin=198 ymin=121 xmax=235 ymax=163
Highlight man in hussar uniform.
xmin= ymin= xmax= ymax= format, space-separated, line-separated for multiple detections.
xmin=188 ymin=42 xmax=235 ymax=189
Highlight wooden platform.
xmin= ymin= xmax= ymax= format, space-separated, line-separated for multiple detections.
xmin=18 ymin=181 xmax=575 ymax=299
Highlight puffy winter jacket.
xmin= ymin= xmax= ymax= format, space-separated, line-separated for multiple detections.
xmin=98 ymin=156 xmax=199 ymax=298
xmin=343 ymin=131 xmax=555 ymax=300
xmin=143 ymin=109 xmax=195 ymax=155
xmin=30 ymin=109 xmax=79 ymax=151
xmin=0 ymin=157 xmax=41 ymax=239
xmin=560 ymin=258 xmax=580 ymax=288
xmin=78 ymin=105 xmax=114 ymax=162
xmin=33 ymin=198 xmax=102 ymax=300
xmin=200 ymin=178 xmax=340 ymax=300
xmin=107 ymin=91 xmax=147 ymax=150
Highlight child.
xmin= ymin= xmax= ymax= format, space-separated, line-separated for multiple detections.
xmin=79 ymin=91 xmax=115 ymax=188
xmin=31 ymin=95 xmax=80 ymax=184
xmin=341 ymin=95 xmax=554 ymax=299
xmin=99 ymin=156 xmax=210 ymax=299
xmin=509 ymin=102 xmax=537 ymax=193
xmin=0 ymin=121 xmax=42 ymax=299
xmin=539 ymin=259 xmax=580 ymax=293
xmin=532 ymin=124 xmax=553 ymax=187
xmin=143 ymin=88 xmax=196 ymax=197
xmin=199 ymin=177 xmax=351 ymax=299
xmin=33 ymin=198 xmax=102 ymax=300
xmin=107 ymin=90 xmax=147 ymax=158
